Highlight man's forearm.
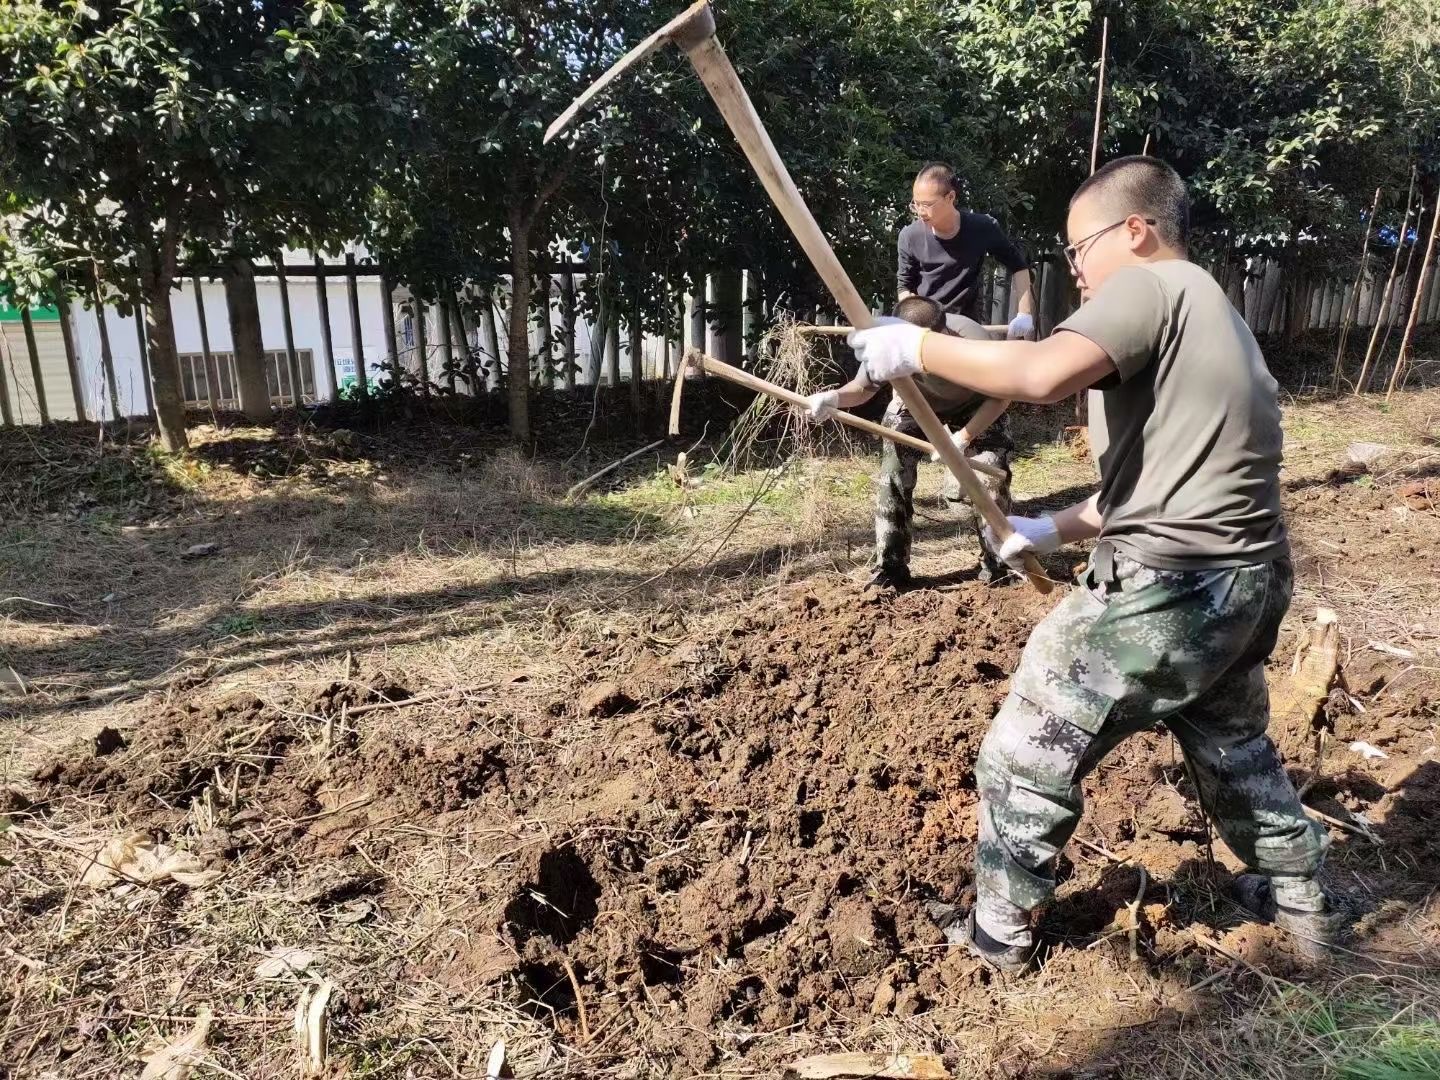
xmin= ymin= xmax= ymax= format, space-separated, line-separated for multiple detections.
xmin=834 ymin=378 xmax=877 ymax=409
xmin=958 ymin=396 xmax=1010 ymax=443
xmin=916 ymin=332 xmax=1112 ymax=405
xmin=897 ymin=288 xmax=916 ymax=301
xmin=1012 ymin=269 xmax=1035 ymax=317
xmin=1051 ymin=492 xmax=1102 ymax=543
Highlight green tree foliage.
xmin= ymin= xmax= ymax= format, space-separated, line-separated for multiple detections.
xmin=3 ymin=0 xmax=1438 ymax=445
xmin=1 ymin=0 xmax=396 ymax=447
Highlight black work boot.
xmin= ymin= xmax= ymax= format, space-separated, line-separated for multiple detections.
xmin=924 ymin=901 xmax=1034 ymax=974
xmin=972 ymin=523 xmax=1014 ymax=587
xmin=866 ymin=563 xmax=913 ymax=591
xmin=1233 ymin=874 xmax=1347 ymax=962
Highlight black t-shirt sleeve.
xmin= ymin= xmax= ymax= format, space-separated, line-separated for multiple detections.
xmin=897 ymin=228 xmax=919 ymax=293
xmin=982 ymin=217 xmax=1029 ymax=273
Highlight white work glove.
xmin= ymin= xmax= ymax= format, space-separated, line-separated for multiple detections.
xmin=982 ymin=514 xmax=1061 ymax=572
xmin=930 ymin=427 xmax=968 ymax=463
xmin=1007 ymin=312 xmax=1035 ymax=340
xmin=847 ymin=317 xmax=927 ymax=386
xmin=798 ymin=388 xmax=840 ymax=423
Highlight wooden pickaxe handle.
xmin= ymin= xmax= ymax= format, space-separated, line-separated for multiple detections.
xmin=685 ymin=349 xmax=1008 ymax=482
xmin=680 ymin=33 xmax=1052 ymax=593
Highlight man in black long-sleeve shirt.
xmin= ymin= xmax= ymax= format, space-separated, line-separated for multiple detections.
xmin=898 ymin=162 xmax=1035 ymax=336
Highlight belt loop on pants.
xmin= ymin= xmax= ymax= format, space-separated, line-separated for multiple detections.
xmin=1091 ymin=540 xmax=1117 ymax=588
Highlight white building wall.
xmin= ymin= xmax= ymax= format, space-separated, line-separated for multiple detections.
xmin=65 ymin=249 xmax=394 ymax=420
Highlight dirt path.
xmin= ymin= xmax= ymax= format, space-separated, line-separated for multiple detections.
xmin=2 ymin=387 xmax=1438 ymax=1077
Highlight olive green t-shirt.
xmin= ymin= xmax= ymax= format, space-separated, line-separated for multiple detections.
xmin=1056 ymin=260 xmax=1289 ymax=570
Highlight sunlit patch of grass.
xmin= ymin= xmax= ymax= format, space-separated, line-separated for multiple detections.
xmin=148 ymin=444 xmax=212 ymax=490
xmin=1010 ymin=440 xmax=1095 ymax=496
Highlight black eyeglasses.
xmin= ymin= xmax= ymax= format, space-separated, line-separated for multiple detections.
xmin=1063 ymin=217 xmax=1157 ymax=273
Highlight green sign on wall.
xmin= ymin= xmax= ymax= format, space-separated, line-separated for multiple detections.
xmin=0 ymin=283 xmax=60 ymax=322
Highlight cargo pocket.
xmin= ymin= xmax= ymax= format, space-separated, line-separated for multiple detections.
xmin=1009 ymin=664 xmax=1116 ymax=787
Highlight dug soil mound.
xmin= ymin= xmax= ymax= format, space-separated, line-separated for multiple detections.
xmin=18 ymin=552 xmax=1440 ymax=1073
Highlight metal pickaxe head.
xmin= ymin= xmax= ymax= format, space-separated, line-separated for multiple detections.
xmin=544 ymin=1 xmax=715 ymax=145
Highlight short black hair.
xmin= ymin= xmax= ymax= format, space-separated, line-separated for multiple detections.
xmin=893 ymin=294 xmax=946 ymax=331
xmin=1070 ymin=156 xmax=1189 ymax=249
xmin=915 ymin=161 xmax=960 ymax=199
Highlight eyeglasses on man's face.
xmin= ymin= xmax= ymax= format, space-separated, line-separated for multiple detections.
xmin=909 ymin=193 xmax=954 ymax=215
xmin=1063 ymin=217 xmax=1157 ymax=274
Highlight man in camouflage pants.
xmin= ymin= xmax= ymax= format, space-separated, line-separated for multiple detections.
xmin=846 ymin=156 xmax=1339 ymax=972
xmin=803 ymin=294 xmax=1015 ymax=588
xmin=968 ymin=545 xmax=1327 ymax=967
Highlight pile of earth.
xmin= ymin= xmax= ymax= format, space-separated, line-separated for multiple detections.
xmin=18 ymin=572 xmax=1440 ymax=1073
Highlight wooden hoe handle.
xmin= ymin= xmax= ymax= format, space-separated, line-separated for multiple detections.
xmin=684 ymin=349 xmax=1009 ymax=483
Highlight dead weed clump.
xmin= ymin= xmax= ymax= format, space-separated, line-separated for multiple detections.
xmin=478 ymin=446 xmax=569 ymax=501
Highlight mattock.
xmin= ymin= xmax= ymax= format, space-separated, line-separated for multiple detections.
xmin=547 ymin=1 xmax=1051 ymax=594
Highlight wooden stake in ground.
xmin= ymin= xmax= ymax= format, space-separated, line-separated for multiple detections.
xmin=1375 ymin=207 xmax=1422 ymax=365
xmin=1386 ymin=193 xmax=1440 ymax=401
xmin=1333 ymin=186 xmax=1383 ymax=391
xmin=1356 ymin=171 xmax=1416 ymax=394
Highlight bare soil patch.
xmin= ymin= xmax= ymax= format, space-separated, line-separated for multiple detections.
xmin=2 ymin=382 xmax=1438 ymax=1077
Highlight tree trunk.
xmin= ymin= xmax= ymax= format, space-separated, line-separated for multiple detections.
xmin=688 ymin=276 xmax=706 ymax=355
xmin=275 ymin=257 xmax=302 ymax=407
xmin=0 ymin=333 xmax=13 ymax=426
xmin=439 ymin=293 xmax=456 ymax=393
xmin=56 ymin=292 xmax=86 ymax=422
xmin=506 ymin=220 xmax=533 ymax=442
xmin=133 ymin=301 xmax=155 ymax=411
xmin=606 ymin=308 xmax=621 ymax=387
xmin=628 ymin=286 xmax=643 ymax=423
xmin=742 ymin=270 xmax=759 ymax=363
xmin=136 ymin=243 xmax=188 ymax=451
xmin=223 ymin=257 xmax=274 ymax=421
xmin=380 ymin=272 xmax=399 ymax=387
xmin=192 ymin=276 xmax=220 ymax=416
xmin=708 ymin=267 xmax=742 ymax=364
xmin=481 ymin=285 xmax=502 ymax=391
xmin=347 ymin=254 xmax=369 ymax=400
xmin=533 ymin=272 xmax=552 ymax=389
xmin=414 ymin=296 xmax=430 ymax=394
xmin=19 ymin=306 xmax=50 ymax=423
xmin=587 ymin=284 xmax=608 ymax=385
xmin=561 ymin=273 xmax=577 ymax=392
xmin=449 ymin=295 xmax=473 ymax=393
xmin=311 ymin=252 xmax=334 ymax=404
xmin=90 ymin=283 xmax=125 ymax=419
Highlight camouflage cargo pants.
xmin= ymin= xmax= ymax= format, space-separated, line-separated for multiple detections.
xmin=874 ymin=399 xmax=1013 ymax=579
xmin=973 ymin=545 xmax=1328 ymax=947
